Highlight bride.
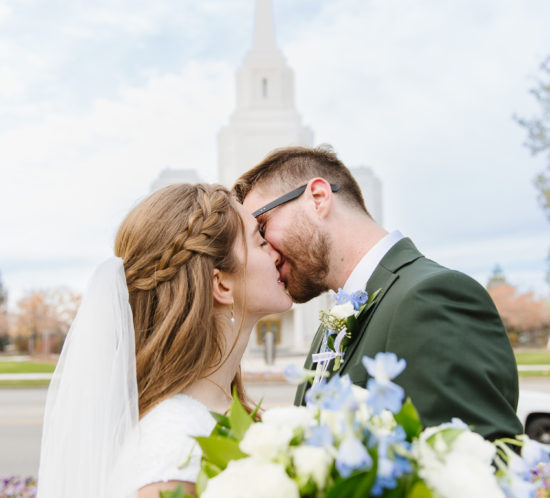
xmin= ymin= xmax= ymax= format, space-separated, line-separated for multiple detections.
xmin=37 ymin=183 xmax=292 ymax=497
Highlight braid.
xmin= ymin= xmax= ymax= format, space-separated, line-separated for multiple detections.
xmin=124 ymin=185 xmax=230 ymax=292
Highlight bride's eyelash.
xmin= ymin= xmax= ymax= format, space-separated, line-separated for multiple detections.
xmin=259 ymin=225 xmax=266 ymax=238
xmin=260 ymin=240 xmax=268 ymax=247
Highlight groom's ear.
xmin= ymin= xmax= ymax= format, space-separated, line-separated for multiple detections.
xmin=307 ymin=178 xmax=333 ymax=219
xmin=212 ymin=269 xmax=234 ymax=305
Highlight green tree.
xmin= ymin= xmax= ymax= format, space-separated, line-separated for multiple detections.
xmin=516 ymin=56 xmax=550 ymax=282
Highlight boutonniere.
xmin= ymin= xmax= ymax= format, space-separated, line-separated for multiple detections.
xmin=315 ymin=287 xmax=382 ymax=373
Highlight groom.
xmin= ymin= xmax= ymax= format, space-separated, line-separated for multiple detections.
xmin=234 ymin=145 xmax=523 ymax=440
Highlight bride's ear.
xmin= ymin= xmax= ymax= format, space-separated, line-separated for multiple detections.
xmin=212 ymin=268 xmax=234 ymax=305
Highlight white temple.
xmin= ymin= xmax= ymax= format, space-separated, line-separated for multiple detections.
xmin=151 ymin=0 xmax=383 ymax=359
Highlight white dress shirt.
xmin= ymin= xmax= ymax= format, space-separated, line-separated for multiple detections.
xmin=342 ymin=230 xmax=404 ymax=294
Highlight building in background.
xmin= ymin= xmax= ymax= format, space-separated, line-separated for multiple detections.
xmin=151 ymin=0 xmax=382 ymax=359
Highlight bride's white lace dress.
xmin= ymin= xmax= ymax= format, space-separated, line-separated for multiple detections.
xmin=136 ymin=394 xmax=216 ymax=489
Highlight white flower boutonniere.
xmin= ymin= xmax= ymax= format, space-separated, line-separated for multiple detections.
xmin=314 ymin=287 xmax=382 ymax=373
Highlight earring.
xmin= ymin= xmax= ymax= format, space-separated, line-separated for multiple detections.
xmin=230 ymin=301 xmax=235 ymax=324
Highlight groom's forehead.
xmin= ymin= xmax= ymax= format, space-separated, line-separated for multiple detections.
xmin=243 ymin=184 xmax=283 ymax=210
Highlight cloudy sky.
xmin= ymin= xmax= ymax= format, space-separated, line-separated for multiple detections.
xmin=1 ymin=0 xmax=549 ymax=308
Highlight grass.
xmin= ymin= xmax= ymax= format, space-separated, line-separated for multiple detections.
xmin=514 ymin=350 xmax=550 ymax=365
xmin=518 ymin=370 xmax=550 ymax=378
xmin=0 ymin=361 xmax=56 ymax=374
xmin=0 ymin=379 xmax=51 ymax=387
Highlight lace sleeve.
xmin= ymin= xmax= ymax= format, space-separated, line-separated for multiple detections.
xmin=135 ymin=395 xmax=216 ymax=489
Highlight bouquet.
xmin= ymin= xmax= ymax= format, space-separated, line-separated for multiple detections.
xmin=0 ymin=477 xmax=37 ymax=498
xmin=166 ymin=352 xmax=550 ymax=498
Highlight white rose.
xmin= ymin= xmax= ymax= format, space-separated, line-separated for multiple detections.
xmin=240 ymin=421 xmax=293 ymax=460
xmin=351 ymin=385 xmax=372 ymax=425
xmin=330 ymin=302 xmax=354 ymax=320
xmin=291 ymin=446 xmax=333 ymax=490
xmin=262 ymin=406 xmax=316 ymax=433
xmin=422 ymin=451 xmax=503 ymax=498
xmin=414 ymin=430 xmax=503 ymax=498
xmin=452 ymin=431 xmax=496 ymax=464
xmin=319 ymin=409 xmax=347 ymax=439
xmin=202 ymin=458 xmax=299 ymax=498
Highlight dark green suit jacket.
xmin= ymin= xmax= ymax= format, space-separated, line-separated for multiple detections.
xmin=294 ymin=238 xmax=522 ymax=440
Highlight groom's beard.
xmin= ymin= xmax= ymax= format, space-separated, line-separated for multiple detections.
xmin=282 ymin=220 xmax=330 ymax=303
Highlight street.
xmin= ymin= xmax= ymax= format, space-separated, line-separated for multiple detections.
xmin=1 ymin=377 xmax=549 ymax=478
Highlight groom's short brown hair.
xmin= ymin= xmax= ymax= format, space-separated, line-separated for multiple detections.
xmin=232 ymin=145 xmax=370 ymax=215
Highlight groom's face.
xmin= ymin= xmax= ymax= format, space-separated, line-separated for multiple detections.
xmin=243 ymin=185 xmax=330 ymax=303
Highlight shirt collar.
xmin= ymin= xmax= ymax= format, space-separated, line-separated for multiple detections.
xmin=343 ymin=230 xmax=404 ymax=294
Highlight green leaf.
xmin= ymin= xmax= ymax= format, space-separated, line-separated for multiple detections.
xmin=394 ymin=397 xmax=423 ymax=440
xmin=345 ymin=314 xmax=358 ymax=333
xmin=368 ymin=288 xmax=382 ymax=305
xmin=194 ymin=435 xmax=247 ymax=470
xmin=195 ymin=468 xmax=208 ymax=497
xmin=408 ymin=480 xmax=434 ymax=498
xmin=325 ymin=469 xmax=376 ymax=498
xmin=209 ymin=411 xmax=230 ymax=428
xmin=250 ymin=398 xmax=263 ymax=420
xmin=212 ymin=425 xmax=232 ymax=438
xmin=159 ymin=485 xmax=193 ymax=498
xmin=228 ymin=389 xmax=254 ymax=440
xmin=196 ymin=461 xmax=222 ymax=497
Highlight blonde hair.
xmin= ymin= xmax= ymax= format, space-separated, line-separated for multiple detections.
xmin=114 ymin=183 xmax=250 ymax=417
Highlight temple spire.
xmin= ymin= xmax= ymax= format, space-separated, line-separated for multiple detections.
xmin=252 ymin=0 xmax=277 ymax=52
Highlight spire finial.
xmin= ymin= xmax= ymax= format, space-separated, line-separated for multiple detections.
xmin=252 ymin=0 xmax=277 ymax=51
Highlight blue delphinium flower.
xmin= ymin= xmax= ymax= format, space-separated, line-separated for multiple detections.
xmin=362 ymin=352 xmax=406 ymax=384
xmin=522 ymin=438 xmax=550 ymax=467
xmin=350 ymin=289 xmax=369 ymax=310
xmin=498 ymin=453 xmax=538 ymax=498
xmin=306 ymin=425 xmax=334 ymax=448
xmin=333 ymin=288 xmax=351 ymax=305
xmin=336 ymin=436 xmax=373 ymax=478
xmin=283 ymin=364 xmax=308 ymax=384
xmin=366 ymin=378 xmax=405 ymax=414
xmin=361 ymin=353 xmax=406 ymax=414
xmin=306 ymin=374 xmax=356 ymax=410
xmin=439 ymin=417 xmax=469 ymax=431
xmin=369 ymin=426 xmax=411 ymax=496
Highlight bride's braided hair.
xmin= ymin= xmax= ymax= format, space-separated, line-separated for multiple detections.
xmin=114 ymin=183 xmax=250 ymax=417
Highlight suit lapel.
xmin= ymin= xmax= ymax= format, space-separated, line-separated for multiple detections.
xmin=339 ymin=238 xmax=424 ymax=376
xmin=298 ymin=238 xmax=424 ymax=401
xmin=339 ymin=266 xmax=398 ymax=375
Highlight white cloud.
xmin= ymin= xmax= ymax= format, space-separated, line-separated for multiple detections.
xmin=0 ymin=59 xmax=234 ymax=304
xmin=0 ymin=2 xmax=11 ymax=22
xmin=1 ymin=0 xmax=550 ymax=306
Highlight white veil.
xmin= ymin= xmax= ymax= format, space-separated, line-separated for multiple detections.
xmin=37 ymin=257 xmax=139 ymax=498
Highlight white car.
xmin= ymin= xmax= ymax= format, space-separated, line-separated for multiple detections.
xmin=517 ymin=390 xmax=550 ymax=444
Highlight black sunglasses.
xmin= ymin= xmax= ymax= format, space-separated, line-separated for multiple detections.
xmin=252 ymin=183 xmax=341 ymax=218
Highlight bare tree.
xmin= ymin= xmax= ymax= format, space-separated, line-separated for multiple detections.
xmin=14 ymin=288 xmax=81 ymax=355
xmin=516 ymin=56 xmax=550 ymax=282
